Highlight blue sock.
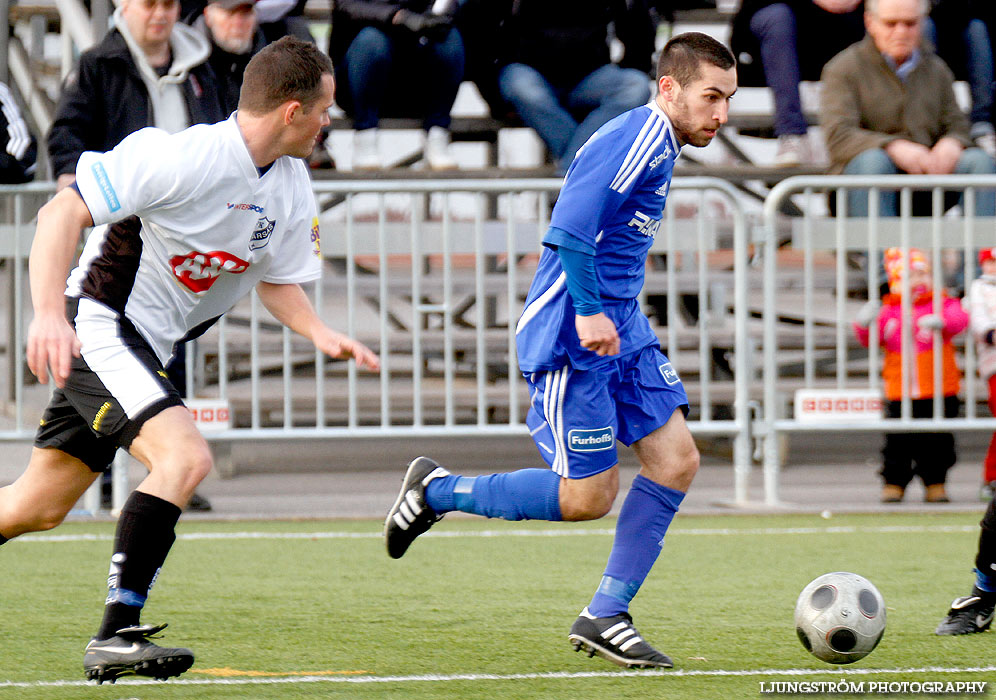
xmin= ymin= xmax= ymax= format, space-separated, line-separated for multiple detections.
xmin=425 ymin=469 xmax=562 ymax=521
xmin=587 ymin=474 xmax=685 ymax=618
xmin=974 ymin=568 xmax=996 ymax=594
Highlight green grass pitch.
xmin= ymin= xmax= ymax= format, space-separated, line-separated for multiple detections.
xmin=1 ymin=512 xmax=994 ymax=698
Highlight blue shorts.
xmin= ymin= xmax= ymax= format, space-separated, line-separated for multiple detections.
xmin=524 ymin=345 xmax=689 ymax=479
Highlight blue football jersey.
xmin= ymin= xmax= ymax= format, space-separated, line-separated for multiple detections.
xmin=515 ymin=100 xmax=680 ymax=372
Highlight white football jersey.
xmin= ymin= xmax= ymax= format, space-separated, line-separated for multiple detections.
xmin=68 ymin=115 xmax=322 ymax=363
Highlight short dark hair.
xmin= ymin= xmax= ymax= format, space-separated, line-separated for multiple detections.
xmin=238 ymin=36 xmax=334 ymax=115
xmin=656 ymin=32 xmax=736 ymax=85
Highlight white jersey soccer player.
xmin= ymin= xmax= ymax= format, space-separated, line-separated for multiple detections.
xmin=3 ymin=37 xmax=378 ymax=684
xmin=70 ymin=115 xmax=321 ymax=365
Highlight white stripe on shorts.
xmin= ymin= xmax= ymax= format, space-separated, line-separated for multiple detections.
xmin=543 ymin=366 xmax=571 ymax=478
xmin=75 ymin=297 xmax=170 ymax=418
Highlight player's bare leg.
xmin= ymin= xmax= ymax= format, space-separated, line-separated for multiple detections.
xmin=128 ymin=405 xmax=214 ymax=509
xmin=85 ymin=406 xmax=210 ymax=684
xmin=631 ymin=409 xmax=699 ymax=491
xmin=0 ymin=447 xmax=98 ymax=538
xmin=558 ymin=466 xmax=619 ymax=521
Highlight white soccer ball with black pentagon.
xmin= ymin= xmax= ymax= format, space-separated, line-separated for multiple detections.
xmin=794 ymin=572 xmax=886 ymax=664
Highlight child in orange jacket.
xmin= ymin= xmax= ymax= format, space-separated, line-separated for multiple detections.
xmin=853 ymin=248 xmax=969 ymax=503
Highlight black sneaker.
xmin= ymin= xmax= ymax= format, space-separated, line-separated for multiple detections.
xmin=84 ymin=623 xmax=194 ymax=684
xmin=935 ymin=595 xmax=995 ymax=635
xmin=384 ymin=457 xmax=450 ymax=559
xmin=568 ymin=607 xmax=673 ymax=669
xmin=185 ymin=491 xmax=213 ymax=512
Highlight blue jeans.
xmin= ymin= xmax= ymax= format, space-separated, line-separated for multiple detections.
xmin=923 ymin=17 xmax=995 ymax=126
xmin=750 ymin=3 xmax=807 ymax=137
xmin=498 ymin=63 xmax=650 ymax=173
xmin=843 ymin=147 xmax=996 ymax=216
xmin=344 ymin=25 xmax=465 ymax=131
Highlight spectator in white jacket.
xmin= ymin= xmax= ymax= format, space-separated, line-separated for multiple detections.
xmin=970 ymin=246 xmax=996 ymax=500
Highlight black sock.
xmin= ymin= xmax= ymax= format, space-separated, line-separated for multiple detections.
xmin=97 ymin=491 xmax=181 ymax=640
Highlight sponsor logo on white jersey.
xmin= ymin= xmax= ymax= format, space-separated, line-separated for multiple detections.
xmin=627 ymin=211 xmax=661 ymax=238
xmin=170 ymin=250 xmax=250 ymax=294
xmin=91 ymin=162 xmax=121 ymax=213
xmin=249 ymin=216 xmax=275 ymax=251
xmin=227 ymin=202 xmax=265 ymax=213
xmin=567 ymin=427 xmax=615 ymax=452
xmin=310 ymin=217 xmax=321 ymax=258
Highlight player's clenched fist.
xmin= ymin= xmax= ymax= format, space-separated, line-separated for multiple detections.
xmin=576 ymin=312 xmax=620 ymax=357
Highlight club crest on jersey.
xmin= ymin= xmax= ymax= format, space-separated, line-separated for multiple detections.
xmin=659 ymin=362 xmax=680 ymax=385
xmin=170 ymin=250 xmax=250 ymax=294
xmin=568 ymin=427 xmax=614 ymax=452
xmin=249 ymin=216 xmax=275 ymax=251
xmin=627 ymin=211 xmax=661 ymax=238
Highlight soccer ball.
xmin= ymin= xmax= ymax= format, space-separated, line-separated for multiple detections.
xmin=794 ymin=572 xmax=886 ymax=664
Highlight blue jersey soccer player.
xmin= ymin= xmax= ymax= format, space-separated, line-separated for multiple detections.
xmin=385 ymin=32 xmax=737 ymax=668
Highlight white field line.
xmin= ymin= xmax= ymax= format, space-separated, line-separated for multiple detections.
xmin=12 ymin=524 xmax=979 ymax=544
xmin=1 ymin=665 xmax=995 ymax=689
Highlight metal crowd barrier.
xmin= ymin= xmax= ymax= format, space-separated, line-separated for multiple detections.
xmin=760 ymin=174 xmax=996 ymax=505
xmin=0 ymin=178 xmax=751 ymax=508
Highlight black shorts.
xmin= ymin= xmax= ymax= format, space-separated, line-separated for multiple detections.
xmin=34 ymin=297 xmax=184 ymax=472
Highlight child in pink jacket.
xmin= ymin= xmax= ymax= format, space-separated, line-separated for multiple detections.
xmin=853 ymin=248 xmax=969 ymax=503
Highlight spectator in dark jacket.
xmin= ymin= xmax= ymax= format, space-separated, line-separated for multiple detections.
xmin=46 ymin=0 xmax=223 ymax=512
xmin=923 ymin=0 xmax=996 ymax=158
xmin=495 ymin=0 xmax=654 ymax=175
xmin=329 ymin=0 xmax=463 ymax=171
xmin=48 ymin=0 xmax=225 ymax=190
xmin=0 ymin=82 xmax=36 ymax=183
xmin=192 ymin=0 xmax=267 ymax=115
xmin=730 ymin=0 xmax=865 ymax=166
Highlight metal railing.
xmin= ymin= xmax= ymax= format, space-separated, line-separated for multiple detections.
xmin=0 ymin=177 xmax=754 ymax=506
xmin=759 ymin=174 xmax=996 ymax=505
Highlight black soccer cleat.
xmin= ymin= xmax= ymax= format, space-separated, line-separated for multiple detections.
xmin=84 ymin=623 xmax=194 ymax=684
xmin=384 ymin=456 xmax=450 ymax=559
xmin=568 ymin=607 xmax=673 ymax=669
xmin=935 ymin=595 xmax=995 ymax=635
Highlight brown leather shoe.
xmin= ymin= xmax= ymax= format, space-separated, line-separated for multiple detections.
xmin=925 ymin=484 xmax=950 ymax=503
xmin=881 ymin=484 xmax=905 ymax=503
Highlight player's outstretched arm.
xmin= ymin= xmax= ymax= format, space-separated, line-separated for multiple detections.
xmin=26 ymin=188 xmax=93 ymax=386
xmin=256 ymin=281 xmax=380 ymax=370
